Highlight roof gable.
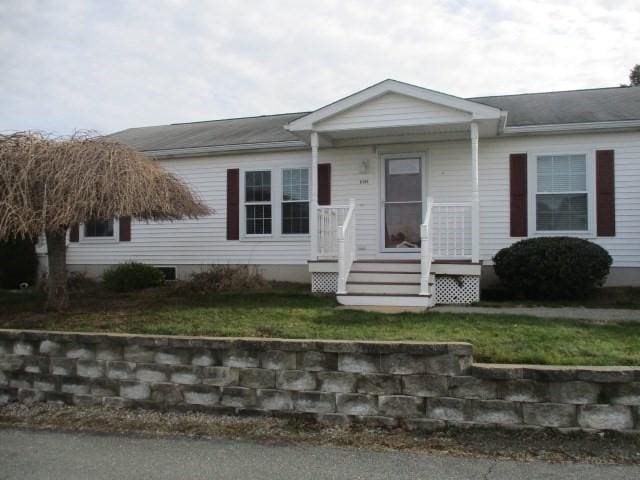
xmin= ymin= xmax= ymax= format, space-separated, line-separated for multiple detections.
xmin=287 ymin=79 xmax=502 ymax=132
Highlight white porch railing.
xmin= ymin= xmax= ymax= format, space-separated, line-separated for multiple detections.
xmin=337 ymin=199 xmax=356 ymax=295
xmin=419 ymin=197 xmax=434 ymax=296
xmin=317 ymin=204 xmax=350 ymax=258
xmin=431 ymin=202 xmax=472 ymax=260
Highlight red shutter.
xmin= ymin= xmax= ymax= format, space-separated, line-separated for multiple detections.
xmin=318 ymin=163 xmax=331 ymax=206
xmin=226 ymin=168 xmax=240 ymax=240
xmin=596 ymin=149 xmax=615 ymax=236
xmin=69 ymin=224 xmax=79 ymax=242
xmin=509 ymin=153 xmax=528 ymax=237
xmin=119 ymin=216 xmax=131 ymax=241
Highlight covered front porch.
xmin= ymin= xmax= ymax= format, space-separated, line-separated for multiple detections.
xmin=285 ymin=80 xmax=504 ymax=307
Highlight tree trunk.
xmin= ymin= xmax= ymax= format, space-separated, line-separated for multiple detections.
xmin=45 ymin=230 xmax=69 ymax=311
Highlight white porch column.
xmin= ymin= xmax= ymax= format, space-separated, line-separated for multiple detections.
xmin=470 ymin=122 xmax=480 ymax=263
xmin=310 ymin=131 xmax=319 ymax=260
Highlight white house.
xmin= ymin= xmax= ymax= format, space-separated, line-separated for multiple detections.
xmin=58 ymin=80 xmax=640 ymax=307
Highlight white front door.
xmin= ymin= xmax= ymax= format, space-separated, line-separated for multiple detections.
xmin=380 ymin=154 xmax=425 ymax=252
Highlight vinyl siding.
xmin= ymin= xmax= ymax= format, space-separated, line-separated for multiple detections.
xmin=66 ymin=130 xmax=640 ymax=269
xmin=315 ymin=92 xmax=470 ymax=131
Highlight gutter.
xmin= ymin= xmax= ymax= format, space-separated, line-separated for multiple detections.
xmin=502 ymin=119 xmax=640 ymax=135
xmin=143 ymin=140 xmax=309 ymax=158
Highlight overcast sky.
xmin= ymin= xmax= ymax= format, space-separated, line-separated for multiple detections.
xmin=1 ymin=0 xmax=638 ymax=135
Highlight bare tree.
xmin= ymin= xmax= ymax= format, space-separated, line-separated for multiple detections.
xmin=0 ymin=132 xmax=211 ymax=311
xmin=630 ymin=64 xmax=640 ymax=87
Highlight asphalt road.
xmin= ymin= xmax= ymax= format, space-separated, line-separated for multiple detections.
xmin=0 ymin=428 xmax=638 ymax=479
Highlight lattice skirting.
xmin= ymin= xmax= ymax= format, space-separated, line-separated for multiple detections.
xmin=311 ymin=272 xmax=338 ymax=293
xmin=435 ymin=275 xmax=480 ymax=305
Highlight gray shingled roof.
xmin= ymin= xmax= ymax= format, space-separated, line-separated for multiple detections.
xmin=471 ymin=87 xmax=640 ymax=127
xmin=108 ymin=112 xmax=308 ymax=152
xmin=108 ymin=87 xmax=640 ymax=152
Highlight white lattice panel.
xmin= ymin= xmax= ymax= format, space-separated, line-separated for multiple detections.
xmin=311 ymin=272 xmax=338 ymax=293
xmin=435 ymin=275 xmax=480 ymax=305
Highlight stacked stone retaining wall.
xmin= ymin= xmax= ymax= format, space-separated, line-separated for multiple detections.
xmin=0 ymin=329 xmax=638 ymax=432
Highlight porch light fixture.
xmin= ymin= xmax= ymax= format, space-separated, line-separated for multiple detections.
xmin=359 ymin=159 xmax=369 ymax=174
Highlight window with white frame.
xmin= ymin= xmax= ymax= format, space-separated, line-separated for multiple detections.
xmin=84 ymin=218 xmax=115 ymax=237
xmin=245 ymin=170 xmax=272 ymax=235
xmin=535 ymin=154 xmax=588 ymax=231
xmin=282 ymin=168 xmax=309 ymax=235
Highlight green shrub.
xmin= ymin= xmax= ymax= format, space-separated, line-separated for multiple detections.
xmin=178 ymin=265 xmax=269 ymax=294
xmin=102 ymin=262 xmax=165 ymax=292
xmin=0 ymin=237 xmax=38 ymax=289
xmin=493 ymin=237 xmax=612 ymax=299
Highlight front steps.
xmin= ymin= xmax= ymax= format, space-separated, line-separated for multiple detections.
xmin=336 ymin=260 xmax=434 ymax=308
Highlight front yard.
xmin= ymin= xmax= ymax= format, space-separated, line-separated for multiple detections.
xmin=2 ymin=285 xmax=639 ymax=367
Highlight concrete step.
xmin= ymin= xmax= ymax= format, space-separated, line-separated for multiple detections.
xmin=336 ymin=293 xmax=433 ymax=308
xmin=346 ymin=282 xmax=421 ymax=295
xmin=348 ymin=271 xmax=423 ymax=283
xmin=351 ymin=261 xmax=420 ymax=273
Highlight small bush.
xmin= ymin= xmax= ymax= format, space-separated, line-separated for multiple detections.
xmin=102 ymin=262 xmax=165 ymax=292
xmin=0 ymin=237 xmax=38 ymax=289
xmin=493 ymin=237 xmax=612 ymax=299
xmin=178 ymin=265 xmax=269 ymax=294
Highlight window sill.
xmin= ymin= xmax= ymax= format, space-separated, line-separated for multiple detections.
xmin=240 ymin=235 xmax=310 ymax=242
xmin=79 ymin=237 xmax=119 ymax=244
xmin=533 ymin=231 xmax=595 ymax=239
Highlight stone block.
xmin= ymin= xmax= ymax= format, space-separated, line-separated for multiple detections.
xmin=548 ymin=381 xmax=600 ymax=405
xmin=73 ymin=394 xmax=101 ymax=407
xmin=317 ymin=372 xmax=357 ymax=393
xmin=154 ymin=349 xmax=190 ymax=366
xmin=33 ymin=378 xmax=56 ymax=392
xmin=106 ymin=361 xmax=136 ymax=381
xmin=0 ymin=355 xmax=24 ymax=371
xmin=223 ymin=349 xmax=259 ymax=368
xmin=353 ymin=415 xmax=399 ymax=428
xmin=0 ymin=341 xmax=12 ymax=355
xmin=338 ymin=353 xmax=379 ymax=373
xmin=578 ymin=405 xmax=634 ymax=430
xmin=120 ymin=382 xmax=151 ymax=400
xmin=471 ymin=400 xmax=521 ymax=425
xmin=424 ymin=354 xmax=464 ymax=376
xmin=13 ymin=341 xmax=34 ymax=356
xmin=103 ymin=397 xmax=134 ymax=409
xmin=499 ymin=380 xmax=547 ymax=403
xmin=90 ymin=379 xmax=119 ymax=397
xmin=18 ymin=388 xmax=45 ymax=403
xmin=141 ymin=383 xmax=177 ymax=404
xmin=10 ymin=378 xmax=31 ymax=389
xmin=65 ymin=346 xmax=95 ymax=361
xmin=0 ymin=370 xmax=7 ymax=386
xmin=402 ymin=375 xmax=447 ymax=397
xmin=44 ymin=391 xmax=73 ymax=405
xmin=192 ymin=351 xmax=218 ymax=367
xmin=61 ymin=380 xmax=90 ymax=395
xmin=76 ymin=360 xmax=105 ymax=379
xmin=336 ymin=393 xmax=377 ymax=416
xmin=448 ymin=377 xmax=497 ymax=400
xmin=257 ymin=389 xmax=294 ymax=411
xmin=276 ymin=370 xmax=317 ymax=391
xmin=50 ymin=358 xmax=76 ymax=376
xmin=260 ymin=350 xmax=297 ymax=370
xmin=239 ymin=368 xmax=275 ymax=389
xmin=356 ymin=374 xmax=401 ymax=395
xmin=96 ymin=345 xmax=123 ymax=362
xmin=294 ymin=391 xmax=336 ymax=413
xmin=471 ymin=364 xmax=524 ymax=380
xmin=39 ymin=340 xmax=62 ymax=356
xmin=611 ymin=383 xmax=640 ymax=405
xmin=378 ymin=395 xmax=424 ymax=418
xmin=523 ymin=403 xmax=576 ymax=428
xmin=220 ymin=387 xmax=256 ymax=408
xmin=184 ymin=386 xmax=220 ymax=406
xmin=403 ymin=418 xmax=446 ymax=432
xmin=381 ymin=354 xmax=428 ymax=374
xmin=135 ymin=365 xmax=168 ymax=383
xmin=24 ymin=356 xmax=49 ymax=374
xmin=202 ymin=367 xmax=239 ymax=386
xmin=123 ymin=345 xmax=155 ymax=363
xmin=576 ymin=368 xmax=636 ymax=384
xmin=523 ymin=367 xmax=576 ymax=382
xmin=169 ymin=366 xmax=201 ymax=385
xmin=427 ymin=397 xmax=467 ymax=422
xmin=297 ymin=351 xmax=338 ymax=371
